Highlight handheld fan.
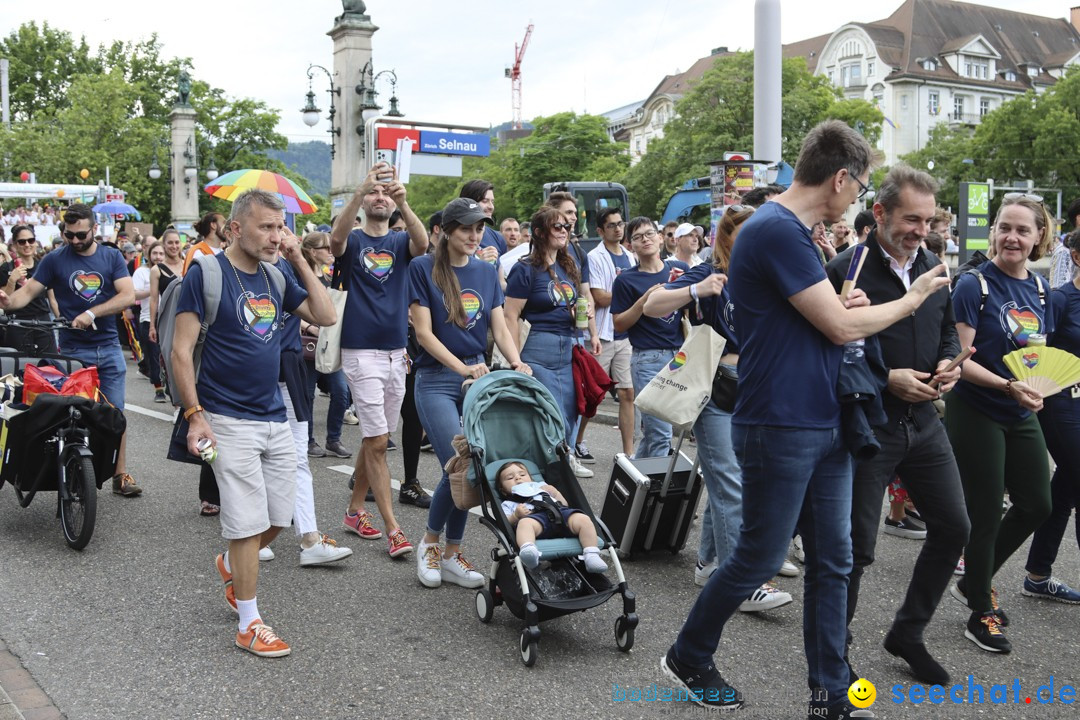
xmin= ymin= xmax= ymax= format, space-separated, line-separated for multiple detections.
xmin=1002 ymin=346 xmax=1080 ymax=398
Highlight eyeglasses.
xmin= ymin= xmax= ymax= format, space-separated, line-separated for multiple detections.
xmin=63 ymin=230 xmax=91 ymax=241
xmin=631 ymin=229 xmax=659 ymax=243
xmin=14 ymin=237 xmax=36 ymax=245
xmin=311 ymin=245 xmax=330 ymax=250
xmin=551 ymin=223 xmax=574 ymax=232
xmin=851 ymin=174 xmax=871 ymax=200
xmin=1003 ymin=192 xmax=1044 ymax=203
xmin=603 ymin=221 xmax=625 ymax=230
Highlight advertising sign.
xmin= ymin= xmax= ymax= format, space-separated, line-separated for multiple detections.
xmin=958 ymin=182 xmax=990 ymax=263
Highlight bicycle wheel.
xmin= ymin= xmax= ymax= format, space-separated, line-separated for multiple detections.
xmin=59 ymin=455 xmax=97 ymax=550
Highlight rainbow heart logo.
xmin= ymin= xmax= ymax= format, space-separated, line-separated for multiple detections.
xmin=1005 ymin=307 xmax=1040 ymax=346
xmin=668 ymin=351 xmax=687 ymax=371
xmin=549 ymin=280 xmax=575 ymax=306
xmin=238 ymin=294 xmax=277 ymax=340
xmin=460 ymin=290 xmax=482 ymax=329
xmin=363 ymin=249 xmax=395 ymax=282
xmin=70 ymin=271 xmax=103 ymax=301
xmin=1023 ymin=352 xmax=1040 ymax=369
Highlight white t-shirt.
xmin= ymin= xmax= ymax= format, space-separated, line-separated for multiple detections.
xmin=132 ymin=265 xmax=152 ymax=323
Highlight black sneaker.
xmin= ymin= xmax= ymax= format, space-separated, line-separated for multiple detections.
xmin=386 ymin=439 xmax=397 ymax=451
xmin=399 ymin=479 xmax=432 ymax=508
xmin=883 ymin=517 xmax=927 ymax=539
xmin=308 ymin=440 xmax=327 ymax=458
xmin=574 ymin=442 xmax=596 ymax=464
xmin=324 ymin=439 xmax=352 ymax=458
xmin=951 ymin=580 xmax=1009 ymax=626
xmin=659 ymin=647 xmax=743 ymax=711
xmin=965 ymin=611 xmax=1011 ymax=653
xmin=420 ymin=435 xmax=433 ymax=452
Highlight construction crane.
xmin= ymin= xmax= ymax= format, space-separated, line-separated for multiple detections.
xmin=505 ymin=23 xmax=534 ymax=129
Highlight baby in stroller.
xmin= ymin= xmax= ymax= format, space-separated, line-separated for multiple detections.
xmin=497 ymin=460 xmax=608 ymax=573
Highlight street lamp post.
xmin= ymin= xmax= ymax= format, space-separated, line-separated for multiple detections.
xmin=301 ymin=64 xmax=342 ymax=159
xmin=354 ymin=60 xmax=404 ymax=155
xmin=148 ymin=138 xmax=219 ymax=191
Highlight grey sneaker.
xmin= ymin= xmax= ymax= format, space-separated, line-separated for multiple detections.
xmin=308 ymin=440 xmax=327 ymax=458
xmin=324 ymin=439 xmax=352 ymax=458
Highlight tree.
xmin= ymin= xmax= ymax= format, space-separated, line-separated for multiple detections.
xmin=899 ymin=124 xmax=976 ymax=213
xmin=0 ymin=22 xmax=97 ymax=122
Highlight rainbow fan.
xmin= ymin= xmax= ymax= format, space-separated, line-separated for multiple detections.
xmin=1002 ymin=346 xmax=1080 ymax=398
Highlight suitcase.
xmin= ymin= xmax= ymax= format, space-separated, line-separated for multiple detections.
xmin=599 ymin=434 xmax=704 ymax=558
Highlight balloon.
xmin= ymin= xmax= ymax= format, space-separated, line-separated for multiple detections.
xmin=56 ymin=189 xmax=66 ymax=198
xmin=79 ymin=169 xmax=89 ymax=179
xmin=19 ymin=171 xmax=29 ymax=182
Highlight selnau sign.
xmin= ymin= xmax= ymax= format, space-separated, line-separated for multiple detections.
xmin=418 ymin=130 xmax=491 ymax=157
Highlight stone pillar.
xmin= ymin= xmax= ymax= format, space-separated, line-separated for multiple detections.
xmin=169 ymin=105 xmax=200 ymax=229
xmin=327 ymin=1 xmax=378 ymax=218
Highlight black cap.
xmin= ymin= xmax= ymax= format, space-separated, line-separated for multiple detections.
xmin=441 ymin=198 xmax=494 ymax=228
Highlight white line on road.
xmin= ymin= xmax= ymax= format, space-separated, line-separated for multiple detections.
xmin=125 ymin=403 xmax=176 ymax=423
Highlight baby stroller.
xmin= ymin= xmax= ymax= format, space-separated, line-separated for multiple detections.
xmin=464 ymin=370 xmax=637 ymax=667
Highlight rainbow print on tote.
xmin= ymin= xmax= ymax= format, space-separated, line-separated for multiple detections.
xmin=69 ymin=271 xmax=104 ymax=302
xmin=668 ymin=351 xmax=688 ymax=371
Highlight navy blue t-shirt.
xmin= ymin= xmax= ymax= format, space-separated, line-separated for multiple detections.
xmin=1049 ymin=282 xmax=1080 ymax=357
xmin=608 ymin=249 xmax=634 ymax=341
xmin=274 ymin=258 xmax=303 ymax=354
xmin=480 ymin=226 xmax=507 ymax=257
xmin=729 ymin=202 xmax=841 ymax=428
xmin=339 ymin=228 xmax=413 ymax=350
xmin=611 ymin=260 xmax=688 ymax=350
xmin=667 ymin=262 xmax=739 ymax=354
xmin=505 ymin=260 xmax=581 ymax=336
xmin=33 ymin=243 xmax=129 ymax=349
xmin=177 ymin=253 xmax=308 ymax=422
xmin=409 ymin=255 xmax=504 ymax=368
xmin=952 ymin=261 xmax=1053 ymax=423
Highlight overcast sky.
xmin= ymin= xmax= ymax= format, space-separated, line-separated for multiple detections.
xmin=4 ymin=0 xmax=1072 ymax=143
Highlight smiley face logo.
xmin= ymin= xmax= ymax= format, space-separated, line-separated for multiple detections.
xmin=848 ymin=678 xmax=876 ymax=709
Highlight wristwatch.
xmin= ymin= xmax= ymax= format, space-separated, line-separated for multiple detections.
xmin=183 ymin=404 xmax=205 ymax=421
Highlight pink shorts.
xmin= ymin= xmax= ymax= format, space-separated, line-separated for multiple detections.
xmin=341 ymin=348 xmax=407 ymax=438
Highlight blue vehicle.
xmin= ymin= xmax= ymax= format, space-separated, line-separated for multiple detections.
xmin=660 ymin=161 xmax=794 ymax=226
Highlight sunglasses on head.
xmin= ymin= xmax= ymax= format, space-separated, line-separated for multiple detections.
xmin=727 ymin=204 xmax=754 ymax=214
xmin=63 ymin=230 xmax=91 ymax=241
xmin=1003 ymin=192 xmax=1044 ymax=203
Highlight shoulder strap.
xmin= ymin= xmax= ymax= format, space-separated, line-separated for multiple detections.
xmin=193 ymin=253 xmax=223 ymax=327
xmin=973 ymin=270 xmax=989 ymax=314
xmin=1033 ymin=272 xmax=1046 ymax=306
xmin=262 ymin=261 xmax=287 ymax=298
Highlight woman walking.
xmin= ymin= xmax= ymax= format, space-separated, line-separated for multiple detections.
xmin=0 ymin=224 xmax=57 ymax=353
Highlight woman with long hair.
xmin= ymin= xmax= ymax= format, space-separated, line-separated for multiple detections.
xmin=132 ymin=239 xmax=165 ymax=397
xmin=410 ymin=198 xmax=529 ymax=588
xmin=946 ymin=194 xmax=1056 ymax=653
xmin=147 ymin=230 xmax=184 ymax=399
xmin=0 ymin=224 xmax=58 ymax=353
xmin=504 ymin=207 xmax=600 ymax=450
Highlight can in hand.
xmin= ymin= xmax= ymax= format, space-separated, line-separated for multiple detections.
xmin=575 ymin=297 xmax=589 ymax=329
xmin=668 ymin=266 xmax=685 ymax=283
xmin=197 ymin=438 xmax=218 ymax=464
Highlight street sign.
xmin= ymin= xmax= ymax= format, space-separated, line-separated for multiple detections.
xmin=377 ymin=127 xmax=421 ymax=151
xmin=958 ymin=182 xmax=990 ymax=264
xmin=418 ymin=130 xmax=490 ymax=157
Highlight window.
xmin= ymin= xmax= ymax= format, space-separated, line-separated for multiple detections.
xmin=867 ymin=61 xmax=875 ymax=76
xmin=954 ymin=96 xmax=965 ymax=119
xmin=980 ymin=98 xmax=991 ymax=116
xmin=827 ymin=69 xmax=834 ymax=83
xmin=841 ymin=63 xmax=863 ymax=87
xmin=901 ymin=93 xmax=909 ymax=110
xmin=1027 ymin=65 xmax=1040 ymax=76
xmin=1005 ymin=70 xmax=1017 ymax=82
xmin=922 ymin=58 xmax=938 ymax=71
xmin=928 ymin=91 xmax=940 ymax=115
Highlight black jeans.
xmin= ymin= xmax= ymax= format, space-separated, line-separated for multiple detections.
xmin=846 ymin=414 xmax=969 ymax=643
xmin=1027 ymin=393 xmax=1080 ymax=576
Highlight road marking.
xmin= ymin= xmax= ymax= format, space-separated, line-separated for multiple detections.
xmin=327 ymin=464 xmax=483 ymax=516
xmin=125 ymin=403 xmax=176 ymax=423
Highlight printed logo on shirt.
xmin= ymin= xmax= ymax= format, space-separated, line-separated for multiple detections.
xmin=236 ymin=292 xmax=279 ymax=343
xmin=659 ymin=310 xmax=679 ymax=324
xmin=362 ymin=248 xmax=395 ymax=283
xmin=548 ymin=280 xmax=576 ymax=307
xmin=722 ymin=301 xmax=736 ymax=333
xmin=69 ymin=270 xmax=104 ymax=302
xmin=668 ymin=351 xmax=687 ymax=371
xmin=460 ymin=289 xmax=484 ymax=330
xmin=999 ymin=303 xmax=1041 ymax=347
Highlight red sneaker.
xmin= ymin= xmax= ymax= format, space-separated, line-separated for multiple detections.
xmin=343 ymin=510 xmax=383 ymax=539
xmin=215 ymin=553 xmax=237 ymax=612
xmin=387 ymin=528 xmax=413 ymax=558
xmin=236 ymin=619 xmax=291 ymax=657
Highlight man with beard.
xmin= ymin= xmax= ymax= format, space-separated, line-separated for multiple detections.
xmin=184 ymin=212 xmax=230 ymax=274
xmin=825 ymin=165 xmax=968 ymax=686
xmin=830 ymin=218 xmax=853 ymax=253
xmin=0 ymin=203 xmax=140 ymax=495
xmin=331 ymin=162 xmax=428 ymax=558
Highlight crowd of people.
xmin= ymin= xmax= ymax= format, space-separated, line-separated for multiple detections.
xmin=2 ymin=118 xmax=1079 ymax=719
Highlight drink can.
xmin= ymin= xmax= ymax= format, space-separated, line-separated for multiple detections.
xmin=197 ymin=438 xmax=217 ymax=464
xmin=1027 ymin=333 xmax=1047 ymax=347
xmin=575 ymin=297 xmax=589 ymax=329
xmin=669 ymin=266 xmax=685 ymax=283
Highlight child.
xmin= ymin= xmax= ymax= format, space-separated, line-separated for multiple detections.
xmin=497 ymin=461 xmax=607 ymax=573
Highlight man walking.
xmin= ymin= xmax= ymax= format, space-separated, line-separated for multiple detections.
xmin=659 ymin=121 xmax=951 ymax=718
xmin=331 ymin=162 xmax=429 ymax=556
xmin=826 ymin=165 xmax=969 ymax=686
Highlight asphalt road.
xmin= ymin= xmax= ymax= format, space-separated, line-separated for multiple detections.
xmin=1 ymin=360 xmax=1078 ymax=720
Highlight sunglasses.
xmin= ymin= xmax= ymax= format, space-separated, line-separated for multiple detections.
xmin=63 ymin=230 xmax=91 ymax=240
xmin=14 ymin=237 xmax=36 ymax=245
xmin=311 ymin=245 xmax=330 ymax=250
xmin=551 ymin=223 xmax=574 ymax=231
xmin=727 ymin=204 xmax=755 ymax=214
xmin=603 ymin=221 xmax=626 ymax=230
xmin=1003 ymin=192 xmax=1044 ymax=203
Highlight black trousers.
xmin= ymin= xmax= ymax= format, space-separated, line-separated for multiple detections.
xmin=846 ymin=414 xmax=970 ymax=644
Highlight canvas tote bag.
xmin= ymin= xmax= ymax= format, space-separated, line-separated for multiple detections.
xmin=633 ymin=324 xmax=726 ymax=432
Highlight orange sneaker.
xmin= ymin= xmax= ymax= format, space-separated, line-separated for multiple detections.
xmin=215 ymin=553 xmax=237 ymax=612
xmin=235 ymin=619 xmax=291 ymax=657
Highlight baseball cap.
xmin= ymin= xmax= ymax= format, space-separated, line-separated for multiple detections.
xmin=441 ymin=198 xmax=493 ymax=228
xmin=674 ymin=222 xmax=704 ymax=239
xmin=122 ymin=242 xmax=137 ymax=253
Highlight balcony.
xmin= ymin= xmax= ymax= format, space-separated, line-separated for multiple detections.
xmin=948 ymin=112 xmax=982 ymax=126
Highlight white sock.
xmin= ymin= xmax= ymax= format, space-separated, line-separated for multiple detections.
xmin=237 ymin=597 xmax=260 ymax=632
xmin=222 ymin=550 xmax=231 ymax=574
xmin=519 ymin=542 xmax=541 ymax=569
xmin=582 ymin=546 xmax=607 ymax=573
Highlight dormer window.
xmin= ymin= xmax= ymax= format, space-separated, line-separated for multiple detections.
xmin=1004 ymin=70 xmax=1017 ymax=82
xmin=964 ymin=57 xmax=989 ymax=79
xmin=1027 ymin=65 xmax=1041 ymax=76
xmin=922 ymin=58 xmax=938 ymax=71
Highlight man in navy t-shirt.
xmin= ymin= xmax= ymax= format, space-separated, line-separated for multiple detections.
xmin=0 ymin=203 xmax=139 ymax=496
xmin=172 ymin=189 xmax=336 ymax=658
xmin=330 ymin=161 xmax=429 ymax=558
xmin=660 ymin=121 xmax=952 ymax=716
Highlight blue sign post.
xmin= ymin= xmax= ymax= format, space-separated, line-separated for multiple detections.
xmin=418 ymin=130 xmax=491 ymax=157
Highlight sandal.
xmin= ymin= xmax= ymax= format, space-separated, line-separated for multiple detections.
xmin=200 ymin=501 xmax=220 ymax=516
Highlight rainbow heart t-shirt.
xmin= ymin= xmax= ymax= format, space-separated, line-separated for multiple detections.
xmin=29 ymin=243 xmax=129 ymax=348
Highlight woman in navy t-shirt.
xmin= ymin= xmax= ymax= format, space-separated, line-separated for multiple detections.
xmin=410 ymin=198 xmax=531 ymax=589
xmin=505 ymin=207 xmax=600 ymax=447
xmin=945 ymin=195 xmax=1056 ymax=653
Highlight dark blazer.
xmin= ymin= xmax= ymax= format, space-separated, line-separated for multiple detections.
xmin=826 ymin=230 xmax=962 ymax=428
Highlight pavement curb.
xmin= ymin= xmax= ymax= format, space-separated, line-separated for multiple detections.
xmin=0 ymin=639 xmax=62 ymax=720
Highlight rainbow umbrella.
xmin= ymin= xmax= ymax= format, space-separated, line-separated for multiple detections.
xmin=204 ymin=169 xmax=318 ymax=215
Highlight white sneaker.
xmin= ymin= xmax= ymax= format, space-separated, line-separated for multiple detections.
xmin=440 ymin=551 xmax=484 ymax=588
xmin=791 ymin=536 xmax=805 ymax=564
xmin=738 ymin=583 xmax=793 ymax=612
xmin=299 ymin=535 xmax=353 ymax=566
xmin=694 ymin=560 xmax=717 ymax=587
xmin=777 ymin=559 xmax=800 ymax=578
xmin=258 ymin=547 xmax=275 ymax=561
xmin=417 ymin=543 xmax=442 ymax=588
xmin=343 ymin=409 xmax=360 ymax=426
xmin=568 ymin=454 xmax=594 ymax=478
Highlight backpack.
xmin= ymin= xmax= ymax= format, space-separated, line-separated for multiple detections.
xmin=956 ymin=264 xmax=1045 ymax=315
xmin=157 ymin=253 xmax=285 ymax=406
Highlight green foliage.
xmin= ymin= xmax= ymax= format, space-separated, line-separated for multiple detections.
xmin=899 ymin=124 xmax=976 ymax=213
xmin=0 ymin=22 xmax=97 ymax=122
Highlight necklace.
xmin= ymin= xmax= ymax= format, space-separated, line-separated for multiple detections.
xmin=224 ymin=248 xmax=271 ymax=299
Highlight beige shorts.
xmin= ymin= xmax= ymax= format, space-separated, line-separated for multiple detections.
xmin=206 ymin=412 xmax=297 ymax=540
xmin=598 ymin=338 xmax=633 ymax=389
xmin=341 ymin=348 xmax=408 ymax=438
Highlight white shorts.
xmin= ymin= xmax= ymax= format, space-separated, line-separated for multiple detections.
xmin=598 ymin=338 xmax=633 ymax=389
xmin=341 ymin=348 xmax=408 ymax=438
xmin=206 ymin=412 xmax=297 ymax=540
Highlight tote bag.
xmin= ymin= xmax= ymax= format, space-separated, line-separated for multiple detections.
xmin=315 ymin=260 xmax=349 ymax=374
xmin=634 ymin=324 xmax=726 ymax=432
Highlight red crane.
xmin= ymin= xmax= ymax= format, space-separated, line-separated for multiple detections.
xmin=505 ymin=23 xmax=534 ymax=129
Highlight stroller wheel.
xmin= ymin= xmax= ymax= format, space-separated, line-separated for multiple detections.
xmin=615 ymin=616 xmax=635 ymax=652
xmin=519 ymin=629 xmax=538 ymax=667
xmin=475 ymin=589 xmax=494 ymax=624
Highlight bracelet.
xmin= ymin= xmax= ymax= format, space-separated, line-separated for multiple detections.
xmin=689 ymin=283 xmax=700 ymax=302
xmin=1004 ymin=378 xmax=1014 ymax=396
xmin=84 ymin=309 xmax=96 ymax=322
xmin=183 ymin=404 xmax=205 ymax=421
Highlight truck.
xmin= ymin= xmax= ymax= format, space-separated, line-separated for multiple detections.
xmin=542 ymin=181 xmax=629 ymax=254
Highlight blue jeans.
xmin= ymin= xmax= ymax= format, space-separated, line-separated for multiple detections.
xmin=415 ymin=358 xmax=481 ymax=544
xmin=694 ymin=398 xmax=742 ymax=567
xmin=673 ymin=425 xmax=853 ymax=704
xmin=303 ymin=360 xmax=348 ymax=444
xmin=521 ymin=330 xmax=576 ymax=446
xmin=63 ymin=343 xmax=127 ymax=410
xmin=631 ymin=347 xmax=678 ymax=459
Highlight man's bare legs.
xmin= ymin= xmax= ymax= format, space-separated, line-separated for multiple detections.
xmin=231 ymin=527 xmax=284 ymax=600
xmin=347 ymin=433 xmax=402 ymax=533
